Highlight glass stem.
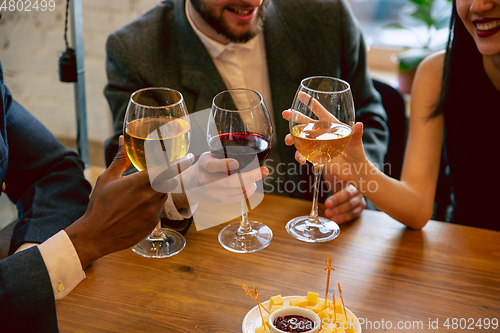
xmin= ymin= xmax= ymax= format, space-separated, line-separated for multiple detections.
xmin=309 ymin=165 xmax=323 ymax=224
xmin=237 ymin=172 xmax=252 ymax=235
xmin=151 ymin=220 xmax=165 ymax=238
xmin=238 ymin=200 xmax=251 ymax=233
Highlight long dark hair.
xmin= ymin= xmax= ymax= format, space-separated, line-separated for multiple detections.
xmin=432 ymin=0 xmax=482 ymax=118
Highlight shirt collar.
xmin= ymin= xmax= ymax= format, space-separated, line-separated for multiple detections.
xmin=185 ymin=0 xmax=260 ymax=59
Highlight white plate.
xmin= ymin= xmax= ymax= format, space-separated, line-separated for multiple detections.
xmin=242 ymin=296 xmax=362 ymax=333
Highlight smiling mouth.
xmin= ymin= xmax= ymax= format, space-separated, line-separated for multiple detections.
xmin=227 ymin=7 xmax=253 ymax=16
xmin=476 ymin=19 xmax=500 ymax=31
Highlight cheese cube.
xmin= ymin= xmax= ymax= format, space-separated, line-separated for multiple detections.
xmin=333 ymin=315 xmax=356 ymax=333
xmin=317 ymin=309 xmax=330 ymax=323
xmin=270 ymin=304 xmax=283 ymax=312
xmin=255 ymin=325 xmax=270 ymax=333
xmin=312 ymin=301 xmax=327 ymax=313
xmin=289 ymin=296 xmax=308 ymax=307
xmin=307 ymin=292 xmax=319 ymax=306
xmin=335 ymin=300 xmax=344 ymax=314
xmin=325 ymin=306 xmax=336 ymax=318
xmin=344 ymin=317 xmax=357 ymax=333
xmin=334 ymin=313 xmax=346 ymax=322
xmin=269 ymin=295 xmax=283 ymax=307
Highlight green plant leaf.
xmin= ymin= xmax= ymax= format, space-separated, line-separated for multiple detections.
xmin=409 ymin=0 xmax=433 ymax=6
xmin=381 ymin=22 xmax=410 ymax=30
xmin=410 ymin=7 xmax=435 ymax=27
xmin=396 ymin=49 xmax=431 ymax=72
xmin=380 ymin=0 xmax=452 ymax=50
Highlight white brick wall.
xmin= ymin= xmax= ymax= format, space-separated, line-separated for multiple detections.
xmin=0 ymin=0 xmax=159 ymax=157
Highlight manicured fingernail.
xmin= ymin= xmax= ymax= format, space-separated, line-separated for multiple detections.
xmin=228 ymin=161 xmax=238 ymax=169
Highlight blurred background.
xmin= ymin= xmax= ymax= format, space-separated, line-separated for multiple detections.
xmin=1 ymin=0 xmax=160 ymax=167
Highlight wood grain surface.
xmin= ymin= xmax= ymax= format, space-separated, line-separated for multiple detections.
xmin=56 ymin=194 xmax=500 ymax=332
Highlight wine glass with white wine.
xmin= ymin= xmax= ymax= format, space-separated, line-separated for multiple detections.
xmin=123 ymin=87 xmax=191 ymax=258
xmin=286 ymin=77 xmax=355 ymax=243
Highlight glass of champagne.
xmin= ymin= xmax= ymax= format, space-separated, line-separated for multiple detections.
xmin=286 ymin=77 xmax=355 ymax=242
xmin=123 ymin=87 xmax=191 ymax=258
xmin=207 ymin=89 xmax=273 ymax=253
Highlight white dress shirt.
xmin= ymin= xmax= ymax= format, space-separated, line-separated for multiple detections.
xmin=185 ymin=0 xmax=284 ymax=194
xmin=16 ymin=230 xmax=85 ymax=300
xmin=185 ymin=0 xmax=273 ymax=117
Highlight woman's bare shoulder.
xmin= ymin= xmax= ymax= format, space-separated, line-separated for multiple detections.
xmin=413 ymin=51 xmax=446 ymax=95
xmin=417 ymin=50 xmax=445 ymax=80
xmin=411 ymin=51 xmax=446 ymax=117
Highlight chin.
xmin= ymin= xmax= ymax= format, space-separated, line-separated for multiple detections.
xmin=224 ymin=26 xmax=261 ymax=43
xmin=475 ymin=44 xmax=500 ymax=57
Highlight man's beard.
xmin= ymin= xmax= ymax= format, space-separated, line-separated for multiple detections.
xmin=191 ymin=0 xmax=270 ymax=43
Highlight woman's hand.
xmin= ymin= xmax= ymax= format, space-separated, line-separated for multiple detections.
xmin=283 ymin=109 xmax=367 ymax=180
xmin=282 ymin=110 xmax=369 ymax=223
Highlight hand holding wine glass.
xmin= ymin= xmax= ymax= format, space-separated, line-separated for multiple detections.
xmin=207 ymin=88 xmax=273 ymax=253
xmin=284 ymin=76 xmax=355 ymax=243
xmin=174 ymin=151 xmax=269 ymax=206
xmin=123 ymin=87 xmax=191 ymax=258
xmin=283 ymin=116 xmax=366 ymax=223
xmin=283 ymin=118 xmax=366 ymax=179
xmin=66 ymin=136 xmax=193 ymax=269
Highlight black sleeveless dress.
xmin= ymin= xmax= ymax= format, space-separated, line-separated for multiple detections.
xmin=444 ymin=58 xmax=500 ymax=231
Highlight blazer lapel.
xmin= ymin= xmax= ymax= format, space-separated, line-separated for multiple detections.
xmin=174 ymin=1 xmax=227 ymax=113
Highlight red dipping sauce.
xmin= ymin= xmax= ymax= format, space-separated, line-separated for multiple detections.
xmin=273 ymin=315 xmax=315 ymax=332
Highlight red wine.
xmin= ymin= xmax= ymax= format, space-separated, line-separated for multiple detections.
xmin=209 ymin=133 xmax=271 ymax=173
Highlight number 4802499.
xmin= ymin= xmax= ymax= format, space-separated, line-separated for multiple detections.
xmin=0 ymin=0 xmax=56 ymax=11
xmin=443 ymin=318 xmax=498 ymax=330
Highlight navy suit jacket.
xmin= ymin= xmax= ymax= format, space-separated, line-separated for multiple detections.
xmin=0 ymin=63 xmax=91 ymax=332
xmin=104 ymin=0 xmax=388 ymax=201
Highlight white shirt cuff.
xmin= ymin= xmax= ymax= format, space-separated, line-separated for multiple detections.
xmin=35 ymin=230 xmax=85 ymax=300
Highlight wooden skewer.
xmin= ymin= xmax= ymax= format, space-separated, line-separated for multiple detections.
xmin=324 ymin=257 xmax=335 ymax=306
xmin=338 ymin=283 xmax=347 ymax=320
xmin=240 ymin=284 xmax=271 ymax=317
xmin=333 ymin=292 xmax=337 ymax=332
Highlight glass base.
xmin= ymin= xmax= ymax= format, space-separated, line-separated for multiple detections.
xmin=286 ymin=216 xmax=340 ymax=243
xmin=132 ymin=229 xmax=186 ymax=258
xmin=218 ymin=221 xmax=273 ymax=253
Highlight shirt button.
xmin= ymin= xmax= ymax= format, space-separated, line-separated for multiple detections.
xmin=57 ymin=282 xmax=65 ymax=292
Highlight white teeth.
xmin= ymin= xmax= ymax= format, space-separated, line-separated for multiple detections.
xmin=476 ymin=20 xmax=500 ymax=31
xmin=232 ymin=8 xmax=251 ymax=15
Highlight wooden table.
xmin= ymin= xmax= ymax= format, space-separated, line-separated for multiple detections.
xmin=56 ymin=194 xmax=500 ymax=332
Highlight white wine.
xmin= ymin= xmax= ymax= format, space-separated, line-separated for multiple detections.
xmin=124 ymin=117 xmax=190 ymax=171
xmin=291 ymin=122 xmax=352 ymax=166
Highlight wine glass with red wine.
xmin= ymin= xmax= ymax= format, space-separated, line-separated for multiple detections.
xmin=123 ymin=87 xmax=191 ymax=258
xmin=207 ymin=88 xmax=273 ymax=253
xmin=286 ymin=76 xmax=355 ymax=242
